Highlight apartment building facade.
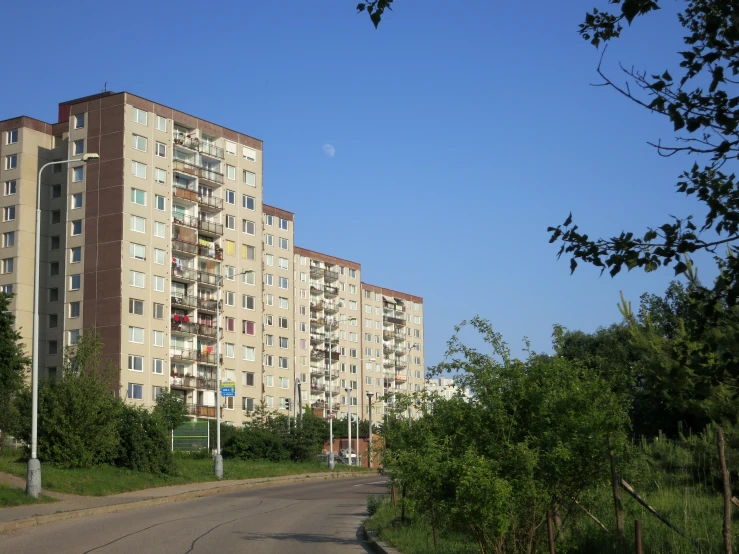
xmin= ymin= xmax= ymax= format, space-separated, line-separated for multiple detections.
xmin=0 ymin=91 xmax=424 ymax=427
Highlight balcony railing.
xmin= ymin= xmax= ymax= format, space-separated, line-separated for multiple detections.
xmin=310 ymin=283 xmax=324 ymax=293
xmin=310 ymin=301 xmax=325 ymax=312
xmin=171 ymin=295 xmax=197 ymax=309
xmin=199 ymin=142 xmax=224 ymax=159
xmin=170 ymin=374 xmax=197 ymax=389
xmin=197 ymin=325 xmax=218 ymax=338
xmin=310 ymin=333 xmax=326 ymax=344
xmin=199 ymin=167 xmax=224 ymax=185
xmin=310 ymin=367 xmax=324 ymax=376
xmin=324 ymin=269 xmax=339 ymax=281
xmin=172 ymin=214 xmax=198 ymax=228
xmin=311 ymin=401 xmax=326 ymax=409
xmin=195 ymin=405 xmax=216 ymax=418
xmin=395 ymin=361 xmax=408 ymax=370
xmin=395 ymin=374 xmax=408 ymax=382
xmin=173 ymin=159 xmax=199 ymax=177
xmin=172 ymin=239 xmax=198 ymax=255
xmin=310 ymin=265 xmax=323 ymax=278
xmin=324 ymin=303 xmax=338 ymax=314
xmin=395 ymin=332 xmax=406 ymax=341
xmin=173 ymin=186 xmax=199 ymax=203
xmin=310 ymin=383 xmax=326 ymax=393
xmin=197 ymin=377 xmax=216 ymax=390
xmin=198 ymin=271 xmax=221 ymax=287
xmin=197 ymin=194 xmax=223 ymax=210
xmin=197 ymin=219 xmax=224 ymax=236
xmin=198 ymin=244 xmax=223 ymax=260
xmin=172 ymin=266 xmax=197 ymax=282
xmin=170 ymin=348 xmax=197 ymax=361
xmin=324 ymin=285 xmax=339 ymax=296
xmin=197 ymin=351 xmax=221 ymax=365
xmin=383 ymin=359 xmax=396 ymax=369
xmin=173 ymin=135 xmax=198 ymax=150
xmin=383 ymin=315 xmax=406 ymax=326
xmin=197 ymin=298 xmax=218 ymax=312
xmin=171 ymin=321 xmax=198 ymax=334
xmin=383 ymin=344 xmax=395 ymax=354
xmin=383 ymin=330 xmax=395 ymax=340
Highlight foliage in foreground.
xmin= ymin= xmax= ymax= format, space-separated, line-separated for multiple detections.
xmin=0 ymin=292 xmax=31 ymax=436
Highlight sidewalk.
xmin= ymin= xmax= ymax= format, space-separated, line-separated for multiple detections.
xmin=0 ymin=470 xmax=370 ymax=533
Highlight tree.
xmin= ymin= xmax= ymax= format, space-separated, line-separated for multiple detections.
xmin=547 ymin=0 xmax=739 ymax=309
xmin=152 ymin=388 xmax=189 ymax=437
xmin=0 ymin=293 xmax=30 ymax=436
xmin=356 ymin=1 xmax=394 ymax=28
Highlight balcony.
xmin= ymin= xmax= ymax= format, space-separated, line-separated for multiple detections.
xmin=383 ymin=330 xmax=395 ymax=340
xmin=310 ymin=349 xmax=324 ymax=360
xmin=199 ymin=142 xmax=224 ymax=159
xmin=197 ymin=351 xmax=221 ymax=365
xmin=311 ymin=400 xmax=326 ymax=410
xmin=170 ymin=374 xmax=197 ymax=389
xmin=173 ymin=186 xmax=199 ymax=204
xmin=324 ymin=303 xmax=338 ymax=315
xmin=198 ymin=244 xmax=223 ymax=260
xmin=383 ymin=359 xmax=396 ymax=369
xmin=383 ymin=344 xmax=395 ymax=355
xmin=199 ymin=167 xmax=224 ymax=185
xmin=197 ymin=297 xmax=218 ymax=313
xmin=172 ymin=266 xmax=197 ymax=282
xmin=171 ymin=320 xmax=197 ymax=335
xmin=395 ymin=332 xmax=406 ymax=342
xmin=384 ymin=372 xmax=395 ymax=382
xmin=395 ymin=374 xmax=408 ymax=383
xmin=197 ymin=194 xmax=223 ymax=211
xmin=310 ymin=283 xmax=323 ymax=294
xmin=198 ymin=271 xmax=220 ymax=287
xmin=310 ymin=383 xmax=326 ymax=393
xmin=310 ymin=333 xmax=326 ymax=345
xmin=310 ymin=265 xmax=323 ymax=278
xmin=170 ymin=348 xmax=197 ymax=362
xmin=195 ymin=405 xmax=217 ymax=418
xmin=197 ymin=377 xmax=216 ymax=390
xmin=310 ymin=367 xmax=324 ymax=377
xmin=171 ymin=295 xmax=197 ymax=309
xmin=310 ymin=301 xmax=324 ymax=312
xmin=197 ymin=324 xmax=218 ymax=339
xmin=172 ymin=214 xmax=198 ymax=228
xmin=173 ymin=134 xmax=198 ymax=150
xmin=395 ymin=361 xmax=408 ymax=370
xmin=173 ymin=159 xmax=199 ymax=177
xmin=197 ymin=219 xmax=224 ymax=236
xmin=324 ymin=269 xmax=339 ymax=282
xmin=383 ymin=315 xmax=406 ymax=327
xmin=324 ymin=285 xmax=339 ymax=297
xmin=172 ymin=239 xmax=198 ymax=256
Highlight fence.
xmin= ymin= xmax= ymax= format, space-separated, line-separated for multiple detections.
xmin=172 ymin=420 xmax=209 ymax=451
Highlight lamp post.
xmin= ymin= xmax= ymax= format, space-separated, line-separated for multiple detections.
xmin=28 ymin=153 xmax=99 ymax=498
xmin=366 ymin=392 xmax=374 ymax=468
xmin=214 ymin=269 xmax=253 ymax=479
xmin=295 ymin=379 xmax=301 ymax=427
xmin=345 ymin=386 xmax=352 ymax=465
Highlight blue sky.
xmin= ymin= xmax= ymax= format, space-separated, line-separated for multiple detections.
xmin=2 ymin=0 xmax=706 ymax=366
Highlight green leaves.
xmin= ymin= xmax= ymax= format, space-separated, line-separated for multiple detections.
xmin=356 ymin=0 xmax=394 ymax=28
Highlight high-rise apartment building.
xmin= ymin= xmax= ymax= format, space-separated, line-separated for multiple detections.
xmin=0 ymin=91 xmax=424 ymax=427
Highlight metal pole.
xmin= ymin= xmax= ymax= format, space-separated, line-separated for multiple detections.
xmin=367 ymin=393 xmax=374 ymax=468
xmin=356 ymin=400 xmax=359 ymax=467
xmin=346 ymin=388 xmax=352 ymax=466
xmin=296 ymin=380 xmax=301 ymax=427
xmin=28 ymin=158 xmax=92 ymax=498
xmin=327 ymin=318 xmax=334 ymax=469
xmin=214 ymin=276 xmax=223 ymax=479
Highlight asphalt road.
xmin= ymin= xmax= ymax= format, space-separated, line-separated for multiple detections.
xmin=0 ymin=476 xmax=388 ymax=554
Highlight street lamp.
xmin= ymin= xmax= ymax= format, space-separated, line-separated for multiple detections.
xmin=28 ymin=153 xmax=100 ymax=498
xmin=345 ymin=386 xmax=352 ymax=466
xmin=366 ymin=392 xmax=374 ymax=468
xmin=214 ymin=268 xmax=253 ymax=479
xmin=295 ymin=379 xmax=302 ymax=427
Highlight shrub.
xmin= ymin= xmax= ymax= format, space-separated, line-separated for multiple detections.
xmin=115 ymin=404 xmax=174 ymax=474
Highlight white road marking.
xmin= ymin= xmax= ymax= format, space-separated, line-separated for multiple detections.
xmin=354 ymin=481 xmax=387 ymax=486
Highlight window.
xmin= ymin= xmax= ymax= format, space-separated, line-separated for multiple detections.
xmin=226 ymin=215 xmax=235 ymax=230
xmin=131 ymin=161 xmax=147 ymax=179
xmin=156 ymin=115 xmax=167 ymax=132
xmin=48 ymin=341 xmax=58 ymax=355
xmin=243 ymin=220 xmax=255 ymax=235
xmin=49 ymin=288 xmax=59 ymax=302
xmin=74 ymin=114 xmax=85 ymax=129
xmin=129 ymin=298 xmax=144 ymax=315
xmin=349 ymin=301 xmax=357 ymax=310
xmin=279 ymin=398 xmax=289 ymax=410
xmin=72 ymin=139 xmax=84 ymax=155
xmin=129 ymin=270 xmax=145 ymax=288
xmin=225 ymin=317 xmax=235 ymax=332
xmin=6 ymin=129 xmax=18 ymax=144
xmin=223 ymin=239 xmax=235 ymax=256
xmin=226 ymin=141 xmax=236 ymax=156
xmin=242 ymin=371 xmax=255 ymax=387
xmin=265 ymin=235 xmax=273 ymax=247
xmin=225 ymin=190 xmax=235 ymax=204
xmin=265 ymin=294 xmax=273 ymax=306
xmin=279 ymin=218 xmax=289 ymax=231
xmin=242 ymin=244 xmax=255 ymax=260
xmin=153 ymin=275 xmax=164 ymax=292
xmin=132 ymin=107 xmax=148 ymax=125
xmin=5 ymin=155 xmax=17 ymax=170
xmin=71 ymin=220 xmax=82 ymax=235
xmin=50 ymin=210 xmax=61 ymax=224
xmin=153 ymin=330 xmax=164 ymax=347
xmin=350 ymin=348 xmax=357 ymax=358
xmin=349 ymin=284 xmax=357 ymax=294
xmin=127 ymin=383 xmax=143 ymax=400
xmin=153 ymin=248 xmax=165 ymax=265
xmin=70 ymin=247 xmax=82 ymax=263
xmin=132 ymin=134 xmax=147 ymax=151
xmin=349 ymin=269 xmax=357 ymax=278
xmin=278 ymin=238 xmax=288 ymax=250
xmin=50 ymin=236 xmax=60 ymax=250
xmin=265 ymin=254 xmax=273 ymax=266
xmin=156 ymin=142 xmax=166 ymax=157
xmin=266 ymin=396 xmax=274 ymax=408
xmin=365 ymin=347 xmax=372 ymax=356
xmin=265 ymin=355 xmax=273 ymax=367
xmin=243 ymin=320 xmax=255 ymax=335
xmin=128 ymin=326 xmax=144 ymax=343
xmin=131 ymin=188 xmax=146 ymax=205
xmin=242 ymin=346 xmax=255 ymax=361
xmin=50 ymin=262 xmax=60 ymax=276
xmin=3 ymin=206 xmax=15 ymax=221
xmin=350 ymin=332 xmax=357 ymax=342
xmin=364 ymin=290 xmax=371 ymax=299
xmin=154 ymin=195 xmax=165 ymax=211
xmin=265 ymin=334 xmax=274 ymax=347
xmin=70 ymin=301 xmax=80 ymax=318
xmin=265 ymin=215 xmax=273 ymax=226
xmin=366 ymin=376 xmax=373 ymax=385
xmin=279 ymin=377 xmax=289 ymax=389
xmin=279 ymin=297 xmax=289 ymax=309
xmin=279 ymin=316 xmax=288 ymax=329
xmin=4 ymin=180 xmax=16 ymax=196
xmin=70 ymin=274 xmax=80 ymax=290
xmin=153 ymin=303 xmax=164 ymax=319
xmin=71 ymin=193 xmax=83 ymax=209
xmin=154 ymin=167 xmax=167 ymax=184
xmin=152 ymin=221 xmax=165 ymax=238
xmin=130 ymin=215 xmax=146 ymax=233
xmin=243 ymin=147 xmax=256 ymax=162
xmin=224 ymin=291 xmax=235 ymax=306
xmin=73 ymin=166 xmax=84 ymax=182
xmin=242 ymin=295 xmax=255 ymax=310
xmin=0 ymin=258 xmax=13 ymax=274
xmin=129 ymin=243 xmax=146 ymax=260
xmin=127 ymin=358 xmax=142 ymax=375
xmin=225 ymin=343 xmax=235 ymax=358
xmin=279 ymin=277 xmax=288 ymax=289
xmin=279 ymin=337 xmax=288 ymax=349
xmin=227 ymin=165 xmax=236 ymax=180
xmin=2 ymin=232 xmax=13 ymax=248
xmin=265 ymin=274 xmax=273 ymax=286
xmin=51 ymin=184 xmax=61 ymax=198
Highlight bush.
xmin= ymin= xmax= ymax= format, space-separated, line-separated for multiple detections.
xmin=115 ymin=405 xmax=174 ymax=474
xmin=367 ymin=493 xmax=386 ymax=516
xmin=224 ymin=426 xmax=289 ymax=462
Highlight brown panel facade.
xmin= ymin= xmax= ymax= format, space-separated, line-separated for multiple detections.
xmin=294 ymin=246 xmax=361 ymax=271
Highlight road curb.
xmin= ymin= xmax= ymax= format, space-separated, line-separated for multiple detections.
xmin=0 ymin=471 xmax=369 ymax=534
xmin=360 ymin=523 xmax=403 ymax=554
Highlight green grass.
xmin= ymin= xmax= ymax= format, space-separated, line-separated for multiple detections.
xmin=0 ymin=448 xmax=372 ymax=497
xmin=0 ymin=483 xmax=57 ymax=507
xmin=365 ymin=499 xmax=478 ymax=554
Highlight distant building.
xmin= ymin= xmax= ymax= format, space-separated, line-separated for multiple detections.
xmin=424 ymin=377 xmax=471 ymax=401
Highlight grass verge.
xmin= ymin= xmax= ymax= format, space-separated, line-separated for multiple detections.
xmin=0 ymin=483 xmax=57 ymax=508
xmin=0 ymin=448 xmax=372 ymax=497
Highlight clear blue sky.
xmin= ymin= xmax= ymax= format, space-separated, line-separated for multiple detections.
xmin=2 ymin=0 xmax=704 ymax=366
